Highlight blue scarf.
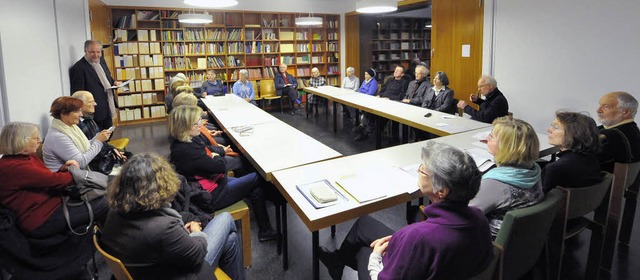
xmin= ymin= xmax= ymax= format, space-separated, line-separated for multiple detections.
xmin=482 ymin=164 xmax=541 ymax=189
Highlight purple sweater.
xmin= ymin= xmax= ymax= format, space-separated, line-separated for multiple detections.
xmin=378 ymin=201 xmax=493 ymax=279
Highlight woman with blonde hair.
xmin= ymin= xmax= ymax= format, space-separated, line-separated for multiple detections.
xmin=168 ymin=105 xmax=279 ymax=241
xmin=101 ymin=153 xmax=245 ymax=279
xmin=469 ymin=116 xmax=544 ymax=237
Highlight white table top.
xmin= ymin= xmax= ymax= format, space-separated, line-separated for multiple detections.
xmin=202 ymin=94 xmax=278 ymax=128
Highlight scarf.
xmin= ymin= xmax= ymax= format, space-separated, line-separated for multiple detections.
xmin=51 ymin=118 xmax=90 ymax=152
xmin=88 ymin=58 xmax=117 ymax=116
xmin=482 ymin=164 xmax=541 ymax=189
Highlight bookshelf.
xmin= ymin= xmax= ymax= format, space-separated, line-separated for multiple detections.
xmin=370 ymin=17 xmax=430 ymax=81
xmin=111 ymin=7 xmax=341 ymax=125
xmin=112 ymin=9 xmax=167 ymax=125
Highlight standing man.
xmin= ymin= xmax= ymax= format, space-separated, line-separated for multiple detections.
xmin=274 ymin=63 xmax=300 ymax=115
xmin=457 ymin=75 xmax=509 ymax=124
xmin=70 ymin=40 xmax=119 ymax=130
xmin=596 ymin=91 xmax=640 ymax=172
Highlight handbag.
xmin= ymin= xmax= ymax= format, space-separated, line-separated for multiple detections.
xmin=60 ymin=167 xmax=108 ymax=235
xmin=89 ymin=148 xmax=125 ymax=175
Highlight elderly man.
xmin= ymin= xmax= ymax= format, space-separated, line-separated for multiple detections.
xmin=457 ymin=75 xmax=509 ymax=123
xmin=402 ymin=65 xmax=431 ymax=106
xmin=232 ymin=69 xmax=257 ymax=106
xmin=70 ymin=40 xmax=119 ymax=130
xmin=274 ymin=63 xmax=300 ymax=115
xmin=596 ymin=91 xmax=640 ymax=172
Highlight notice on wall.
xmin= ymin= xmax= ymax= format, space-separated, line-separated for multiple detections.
xmin=462 ymin=44 xmax=471 ymax=57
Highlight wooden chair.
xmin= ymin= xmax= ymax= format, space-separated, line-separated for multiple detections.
xmin=93 ymin=226 xmax=232 ymax=280
xmin=258 ymin=79 xmax=284 ymax=113
xmin=601 ymin=162 xmax=640 ymax=271
xmin=215 ymin=200 xmax=252 ymax=268
xmin=468 ymin=243 xmax=502 ymax=280
xmin=548 ymin=172 xmax=613 ymax=280
xmin=108 ymin=138 xmax=130 ymax=150
xmin=494 ymin=189 xmax=564 ymax=280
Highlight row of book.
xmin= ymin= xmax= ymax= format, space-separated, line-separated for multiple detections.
xmin=162 ymin=31 xmax=184 ymax=41
xmin=311 ymin=56 xmax=324 ymax=64
xmin=296 ymin=67 xmax=311 ymax=76
xmin=136 ymin=10 xmax=159 ymax=21
xmin=163 ymin=43 xmax=185 ymax=56
xmin=118 ymin=105 xmax=166 ymax=122
xmin=114 ymin=54 xmax=163 ymax=68
xmin=115 ymin=67 xmax=164 ymax=80
xmin=114 ymin=14 xmax=136 ymax=29
xmin=227 ymin=56 xmax=243 ymax=67
xmin=115 ymin=80 xmax=164 ymax=94
xmin=264 ymin=57 xmax=280 ymax=66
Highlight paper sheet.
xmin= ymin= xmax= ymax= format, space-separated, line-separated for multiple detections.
xmin=335 ymin=166 xmax=418 ymax=203
xmin=108 ymin=78 xmax=134 ymax=89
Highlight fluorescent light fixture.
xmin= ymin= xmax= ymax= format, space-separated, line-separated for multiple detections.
xmin=183 ymin=0 xmax=239 ymax=8
xmin=295 ymin=16 xmax=323 ymax=26
xmin=356 ymin=0 xmax=397 ymax=14
xmin=178 ymin=13 xmax=213 ymax=24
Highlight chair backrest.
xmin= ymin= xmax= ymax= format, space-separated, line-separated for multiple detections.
xmin=93 ymin=226 xmax=134 ymax=280
xmin=559 ymin=172 xmax=613 ymax=220
xmin=468 ymin=243 xmax=503 ymax=280
xmin=614 ymin=162 xmax=640 ymax=191
xmin=260 ymin=79 xmax=277 ymax=98
xmin=494 ymin=188 xmax=564 ymax=280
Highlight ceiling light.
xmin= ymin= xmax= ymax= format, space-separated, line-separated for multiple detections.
xmin=295 ymin=16 xmax=323 ymax=26
xmin=178 ymin=13 xmax=213 ymax=24
xmin=356 ymin=0 xmax=398 ymax=14
xmin=184 ymin=0 xmax=239 ymax=8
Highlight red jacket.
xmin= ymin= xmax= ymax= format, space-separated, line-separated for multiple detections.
xmin=0 ymin=154 xmax=73 ymax=233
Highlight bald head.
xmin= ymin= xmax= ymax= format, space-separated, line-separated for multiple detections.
xmin=72 ymin=90 xmax=96 ymax=114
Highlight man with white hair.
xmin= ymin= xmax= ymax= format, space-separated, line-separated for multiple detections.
xmin=232 ymin=69 xmax=257 ymax=105
xmin=596 ymin=91 xmax=640 ymax=172
xmin=457 ymin=75 xmax=509 ymax=124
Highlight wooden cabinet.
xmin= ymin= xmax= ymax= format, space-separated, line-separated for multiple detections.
xmin=370 ymin=17 xmax=430 ymax=81
xmin=110 ymin=7 xmax=341 ymax=125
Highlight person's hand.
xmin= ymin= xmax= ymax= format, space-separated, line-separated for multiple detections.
xmin=401 ymin=99 xmax=410 ymax=103
xmin=97 ymin=130 xmax=112 ymax=142
xmin=201 ymin=92 xmax=207 ymax=98
xmin=117 ymin=150 xmax=127 ymax=161
xmin=469 ymin=94 xmax=478 ymax=102
xmin=370 ymin=235 xmax=392 ymax=255
xmin=114 ymin=81 xmax=122 ymax=86
xmin=457 ymin=100 xmax=468 ymax=109
xmin=60 ymin=160 xmax=80 ymax=171
xmin=244 ymin=98 xmax=252 ymax=102
xmin=223 ymin=145 xmax=233 ymax=154
xmin=185 ymin=221 xmax=202 ymax=233
xmin=210 ymin=130 xmax=223 ymax=137
xmin=202 ymin=119 xmax=209 ymax=126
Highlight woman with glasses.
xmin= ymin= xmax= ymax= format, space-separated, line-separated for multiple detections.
xmin=469 ymin=116 xmax=544 ymax=237
xmin=319 ymin=142 xmax=493 ymax=280
xmin=542 ymin=112 xmax=601 ymax=191
xmin=232 ymin=69 xmax=257 ymax=105
xmin=42 ymin=96 xmax=111 ymax=171
xmin=168 ymin=105 xmax=279 ymax=242
xmin=0 ymin=122 xmax=108 ymax=278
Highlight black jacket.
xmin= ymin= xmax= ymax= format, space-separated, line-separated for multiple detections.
xmin=464 ymin=88 xmax=509 ymax=123
xmin=69 ymin=57 xmax=117 ymax=122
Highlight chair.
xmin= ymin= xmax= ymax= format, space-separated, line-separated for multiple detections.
xmin=548 ymin=172 xmax=613 ymax=280
xmin=601 ymin=162 xmax=640 ymax=271
xmin=93 ymin=226 xmax=232 ymax=280
xmin=215 ymin=200 xmax=252 ymax=268
xmin=108 ymin=138 xmax=130 ymax=150
xmin=494 ymin=188 xmax=564 ymax=280
xmin=258 ymin=79 xmax=284 ymax=113
xmin=468 ymin=243 xmax=502 ymax=280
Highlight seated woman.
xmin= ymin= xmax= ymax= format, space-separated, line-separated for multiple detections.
xmin=232 ymin=69 xmax=257 ymax=106
xmin=168 ymin=105 xmax=278 ymax=241
xmin=543 ymin=112 xmax=601 ymax=191
xmin=0 ymin=122 xmax=108 ymax=278
xmin=42 ymin=96 xmax=111 ymax=171
xmin=340 ymin=66 xmax=360 ymax=117
xmin=200 ymin=70 xmax=225 ymax=97
xmin=172 ymin=94 xmax=242 ymax=173
xmin=357 ymin=68 xmax=378 ymax=96
xmin=101 ymin=153 xmax=245 ymax=280
xmin=319 ymin=142 xmax=493 ymax=280
xmin=421 ymin=71 xmax=456 ymax=114
xmin=307 ymin=67 xmax=327 ymax=110
xmin=469 ymin=116 xmax=544 ymax=237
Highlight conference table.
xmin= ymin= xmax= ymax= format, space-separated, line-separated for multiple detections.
xmin=303 ymin=86 xmax=491 ymax=148
xmin=271 ymin=128 xmax=557 ymax=279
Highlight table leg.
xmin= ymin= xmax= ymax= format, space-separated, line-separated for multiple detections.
xmin=376 ymin=117 xmax=382 ymax=149
xmin=402 ymin=124 xmax=409 ymax=143
xmin=331 ymin=225 xmax=336 ymax=237
xmin=313 ymin=230 xmax=319 ymax=280
xmin=333 ymin=102 xmax=337 ymax=133
xmin=283 ymin=205 xmax=289 ymax=270
xmin=276 ymin=204 xmax=282 ymax=255
xmin=355 ymin=110 xmax=361 ymax=126
xmin=306 ymin=92 xmax=310 ymax=118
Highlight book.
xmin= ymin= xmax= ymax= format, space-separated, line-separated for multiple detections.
xmin=296 ymin=179 xmax=346 ymax=209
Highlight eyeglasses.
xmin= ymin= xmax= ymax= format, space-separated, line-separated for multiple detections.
xmin=417 ymin=164 xmax=429 ymax=177
xmin=486 ymin=133 xmax=497 ymax=142
xmin=193 ymin=119 xmax=204 ymax=127
xmin=477 ymin=84 xmax=489 ymax=89
xmin=549 ymin=123 xmax=562 ymax=131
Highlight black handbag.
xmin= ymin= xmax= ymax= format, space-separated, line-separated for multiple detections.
xmin=61 ymin=168 xmax=108 ymax=235
xmin=88 ymin=148 xmax=124 ymax=175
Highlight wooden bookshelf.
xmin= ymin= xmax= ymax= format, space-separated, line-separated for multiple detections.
xmin=370 ymin=17 xmax=430 ymax=81
xmin=110 ymin=7 xmax=341 ymax=125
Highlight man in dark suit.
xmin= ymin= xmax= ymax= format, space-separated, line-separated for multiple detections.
xmin=70 ymin=40 xmax=118 ymax=130
xmin=596 ymin=91 xmax=640 ymax=172
xmin=456 ymin=75 xmax=509 ymax=124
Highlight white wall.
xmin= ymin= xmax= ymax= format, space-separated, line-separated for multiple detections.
xmin=485 ymin=0 xmax=640 ymax=133
xmin=0 ymin=0 xmax=89 ymax=133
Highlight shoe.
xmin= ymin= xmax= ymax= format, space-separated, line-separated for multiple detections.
xmin=258 ymin=228 xmax=280 ymax=242
xmin=354 ymin=132 xmax=369 ymax=141
xmin=289 ymin=110 xmax=295 ymax=116
xmin=318 ymin=247 xmax=344 ymax=280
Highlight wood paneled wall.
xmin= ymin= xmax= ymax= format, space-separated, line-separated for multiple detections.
xmin=431 ymin=0 xmax=483 ymax=105
xmin=345 ymin=12 xmax=361 ymax=79
xmin=88 ymin=0 xmax=114 ymax=73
